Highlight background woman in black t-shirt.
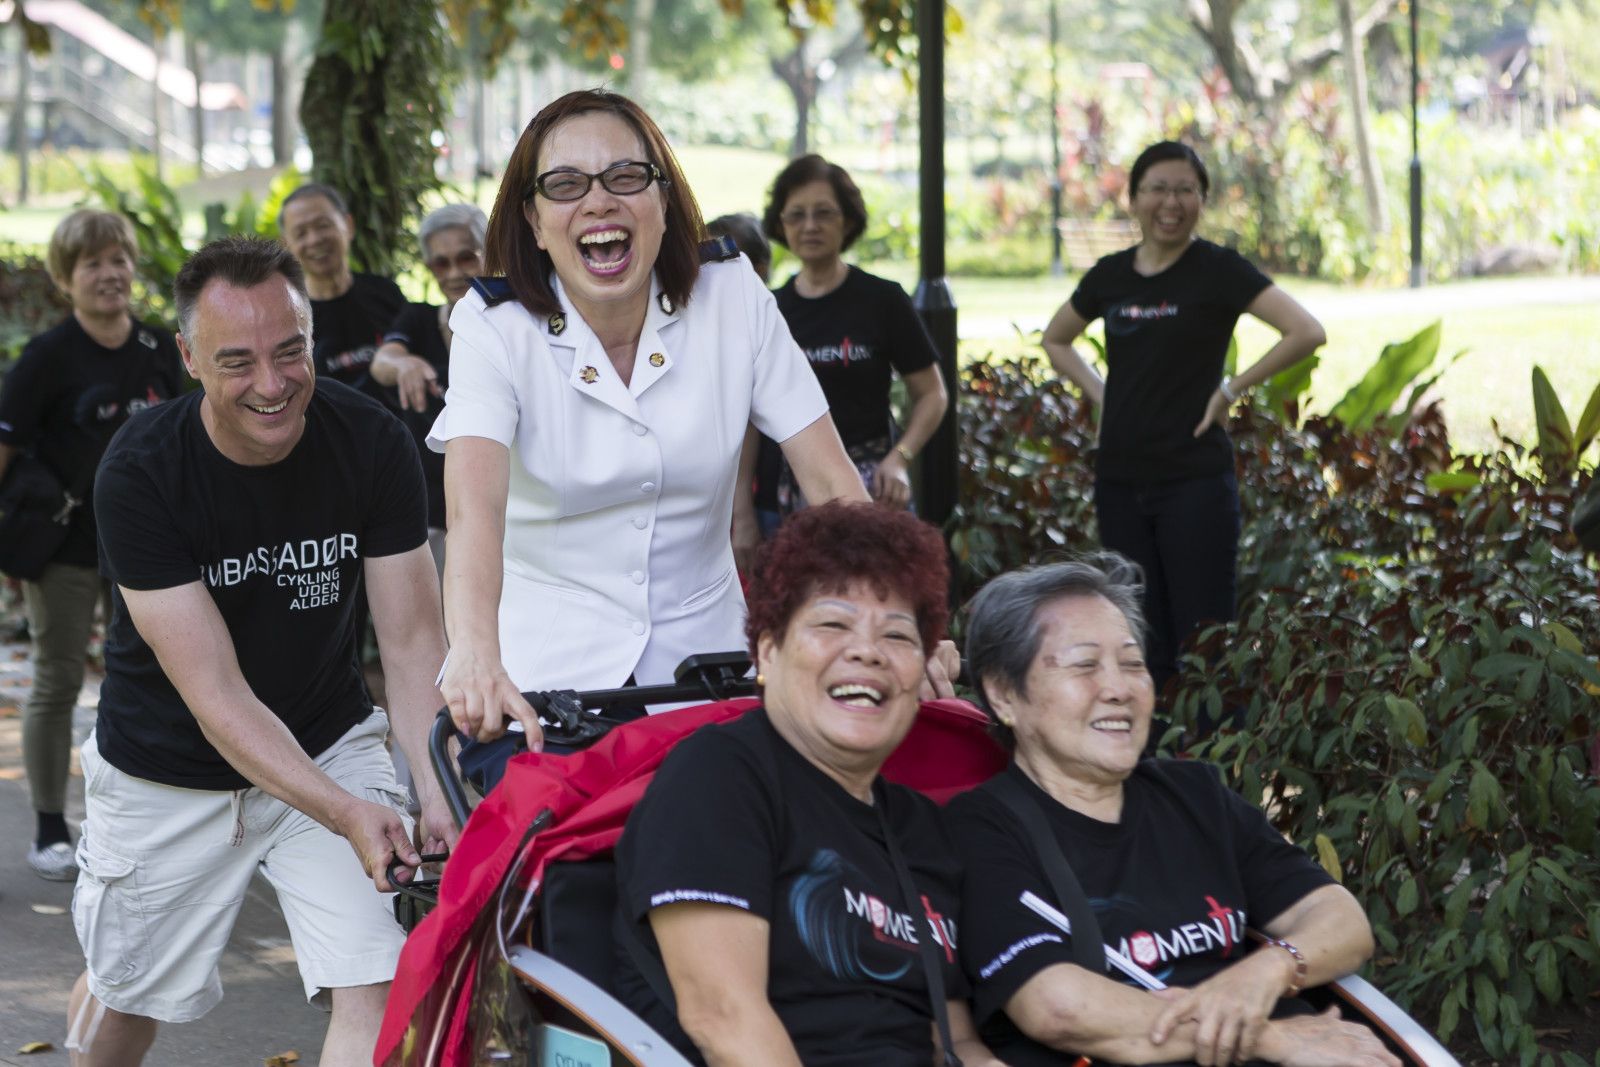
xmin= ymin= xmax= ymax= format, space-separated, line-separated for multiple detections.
xmin=1040 ymin=142 xmax=1326 ymax=705
xmin=615 ymin=502 xmax=1001 ymax=1066
xmin=371 ymin=203 xmax=488 ymax=572
xmin=758 ymin=154 xmax=948 ymax=516
xmin=0 ymin=210 xmax=182 ymax=880
xmin=949 ymin=558 xmax=1395 ymax=1067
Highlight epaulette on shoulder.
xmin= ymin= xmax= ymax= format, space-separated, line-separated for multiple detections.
xmin=699 ymin=235 xmax=740 ymax=263
xmin=469 ymin=276 xmax=515 ymax=306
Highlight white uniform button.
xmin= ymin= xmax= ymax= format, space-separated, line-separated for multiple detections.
xmin=630 ymin=570 xmax=645 ymax=585
xmin=632 ymin=621 xmax=646 ymax=636
xmin=641 ymin=481 xmax=656 ymax=493
xmin=633 ymin=424 xmax=647 ymax=437
xmin=632 ymin=516 xmax=648 ymax=529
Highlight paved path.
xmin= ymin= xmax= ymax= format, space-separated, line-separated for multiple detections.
xmin=0 ymin=622 xmax=328 ymax=1067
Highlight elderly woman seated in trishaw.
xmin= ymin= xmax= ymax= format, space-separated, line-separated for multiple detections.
xmin=612 ymin=500 xmax=1004 ymax=1066
xmin=947 ymin=557 xmax=1400 ymax=1067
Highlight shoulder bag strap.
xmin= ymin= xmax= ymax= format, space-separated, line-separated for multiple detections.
xmin=986 ymin=770 xmax=1109 ymax=974
xmin=874 ymin=786 xmax=963 ymax=1067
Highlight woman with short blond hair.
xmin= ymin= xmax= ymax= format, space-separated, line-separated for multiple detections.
xmin=0 ymin=208 xmax=183 ymax=880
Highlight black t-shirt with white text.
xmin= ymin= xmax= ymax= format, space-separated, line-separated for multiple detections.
xmin=312 ymin=273 xmax=405 ymax=394
xmin=774 ymin=267 xmax=939 ymax=451
xmin=944 ymin=760 xmax=1334 ymax=1067
xmin=615 ymin=709 xmax=968 ymax=1066
xmin=1069 ymin=239 xmax=1271 ymax=483
xmin=93 ymin=380 xmax=427 ymax=788
xmin=381 ymin=301 xmax=449 ymax=528
xmin=0 ymin=316 xmax=183 ymax=566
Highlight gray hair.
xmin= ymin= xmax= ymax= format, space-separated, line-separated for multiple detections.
xmin=418 ymin=203 xmax=488 ymax=262
xmin=706 ymin=212 xmax=771 ymax=275
xmin=173 ymin=236 xmax=308 ymax=340
xmin=963 ymin=554 xmax=1147 ymax=738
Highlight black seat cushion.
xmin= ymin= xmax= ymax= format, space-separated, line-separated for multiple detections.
xmin=540 ymin=860 xmax=621 ymax=992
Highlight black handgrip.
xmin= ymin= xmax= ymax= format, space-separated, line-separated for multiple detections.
xmin=386 ymin=850 xmax=450 ymax=901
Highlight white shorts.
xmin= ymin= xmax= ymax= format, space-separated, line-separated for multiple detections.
xmin=72 ymin=710 xmax=413 ymax=1022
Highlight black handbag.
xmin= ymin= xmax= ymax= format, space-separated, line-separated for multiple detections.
xmin=0 ymin=453 xmax=85 ymax=580
xmin=1574 ymin=480 xmax=1600 ymax=553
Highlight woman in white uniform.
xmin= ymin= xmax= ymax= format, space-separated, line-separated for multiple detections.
xmin=432 ymin=89 xmax=869 ymax=747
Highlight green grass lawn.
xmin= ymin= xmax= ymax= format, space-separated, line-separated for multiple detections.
xmin=852 ymin=264 xmax=1600 ymax=456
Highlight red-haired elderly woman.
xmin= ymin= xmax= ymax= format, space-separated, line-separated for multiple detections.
xmin=0 ymin=209 xmax=184 ymax=881
xmin=612 ymin=501 xmax=1006 ymax=1067
xmin=430 ymin=89 xmax=868 ymax=747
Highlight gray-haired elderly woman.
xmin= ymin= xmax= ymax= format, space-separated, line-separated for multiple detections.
xmin=944 ymin=557 xmax=1398 ymax=1067
xmin=371 ymin=203 xmax=489 ymax=569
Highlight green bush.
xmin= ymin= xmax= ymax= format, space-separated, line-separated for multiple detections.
xmin=0 ymin=243 xmax=69 ymax=365
xmin=948 ymin=351 xmax=1600 ymax=1061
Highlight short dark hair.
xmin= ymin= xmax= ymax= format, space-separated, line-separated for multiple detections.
xmin=278 ymin=182 xmax=351 ymax=228
xmin=706 ymin=212 xmax=770 ymax=276
xmin=1128 ymin=141 xmax=1209 ymax=200
xmin=173 ymin=236 xmax=308 ymax=338
xmin=745 ymin=501 xmax=949 ymax=658
xmin=485 ymin=88 xmax=705 ymax=319
xmin=762 ymin=154 xmax=868 ymax=252
xmin=963 ymin=555 xmax=1147 ymax=749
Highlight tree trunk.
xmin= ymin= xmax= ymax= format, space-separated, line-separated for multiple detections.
xmin=1338 ymin=0 xmax=1386 ymax=234
xmin=271 ymin=37 xmax=292 ymax=165
xmin=186 ymin=33 xmax=205 ymax=174
xmin=151 ymin=29 xmax=164 ymax=180
xmin=12 ymin=12 xmax=28 ymax=205
xmin=626 ymin=0 xmax=656 ymax=100
xmin=770 ymin=36 xmax=814 ymax=158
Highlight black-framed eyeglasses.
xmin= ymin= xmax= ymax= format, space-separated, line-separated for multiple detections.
xmin=530 ymin=161 xmax=664 ymax=202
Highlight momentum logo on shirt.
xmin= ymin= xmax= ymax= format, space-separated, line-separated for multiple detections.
xmin=841 ymin=886 xmax=958 ymax=960
xmin=1118 ymin=895 xmax=1244 ymax=971
xmin=1115 ymin=301 xmax=1181 ymax=321
xmin=804 ymin=337 xmax=872 ymax=366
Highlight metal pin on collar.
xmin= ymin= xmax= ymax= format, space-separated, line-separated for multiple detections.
xmin=649 ymin=353 xmax=665 ymax=368
xmin=579 ymin=365 xmax=599 ymax=384
xmin=549 ymin=312 xmax=566 ymax=336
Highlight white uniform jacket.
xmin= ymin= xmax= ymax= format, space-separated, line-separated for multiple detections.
xmin=429 ymin=259 xmax=827 ymax=692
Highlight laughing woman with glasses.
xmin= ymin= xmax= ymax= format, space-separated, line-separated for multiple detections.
xmin=427 ymin=89 xmax=868 ymax=746
xmin=751 ymin=155 xmax=949 ymax=526
xmin=1040 ymin=142 xmax=1326 ymax=719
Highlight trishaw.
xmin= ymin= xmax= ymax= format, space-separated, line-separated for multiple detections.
xmin=375 ymin=654 xmax=1461 ymax=1067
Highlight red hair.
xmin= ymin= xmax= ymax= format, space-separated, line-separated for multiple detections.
xmin=745 ymin=502 xmax=949 ymax=656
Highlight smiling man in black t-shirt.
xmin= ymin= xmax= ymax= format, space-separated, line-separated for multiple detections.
xmin=65 ymin=237 xmax=454 ymax=1066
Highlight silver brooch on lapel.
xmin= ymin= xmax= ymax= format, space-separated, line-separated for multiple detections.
xmin=657 ymin=292 xmax=674 ymax=315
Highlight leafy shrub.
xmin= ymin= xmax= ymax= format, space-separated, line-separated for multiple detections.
xmin=0 ymin=243 xmax=69 ymax=366
xmin=949 ymin=351 xmax=1600 ymax=1061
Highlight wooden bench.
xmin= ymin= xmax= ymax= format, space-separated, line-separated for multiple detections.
xmin=1057 ymin=218 xmax=1140 ymax=270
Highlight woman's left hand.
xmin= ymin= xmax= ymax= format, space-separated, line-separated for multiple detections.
xmin=920 ymin=639 xmax=961 ymax=700
xmin=870 ymin=451 xmax=913 ymax=507
xmin=1149 ymin=948 xmax=1289 ymax=1065
xmin=1193 ymin=387 xmax=1230 ymax=438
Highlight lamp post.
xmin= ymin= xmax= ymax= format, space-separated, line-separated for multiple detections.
xmin=1048 ymin=0 xmax=1063 ymax=276
xmin=1408 ymin=0 xmax=1423 ymax=288
xmin=913 ymin=0 xmax=959 ymax=527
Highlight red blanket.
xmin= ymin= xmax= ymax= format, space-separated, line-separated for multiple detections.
xmin=376 ymin=698 xmax=1005 ymax=1065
